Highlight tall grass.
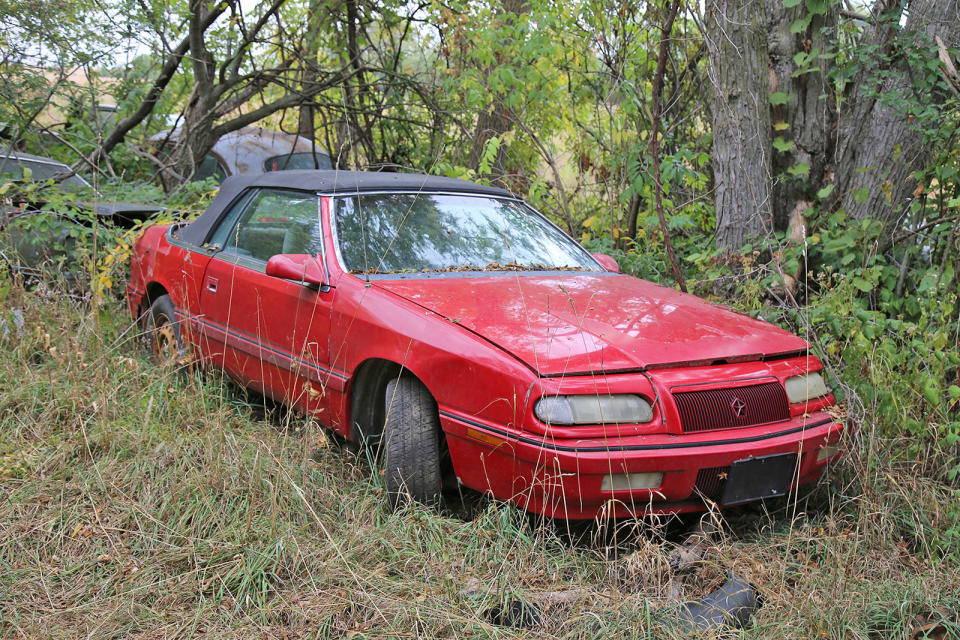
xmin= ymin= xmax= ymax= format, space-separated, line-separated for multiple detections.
xmin=0 ymin=275 xmax=958 ymax=638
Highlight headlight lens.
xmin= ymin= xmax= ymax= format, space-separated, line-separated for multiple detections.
xmin=784 ymin=372 xmax=829 ymax=404
xmin=534 ymin=394 xmax=654 ymax=425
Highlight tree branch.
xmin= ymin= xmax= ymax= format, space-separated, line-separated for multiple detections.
xmin=651 ymin=0 xmax=687 ymax=292
xmin=40 ymin=126 xmax=111 ymax=180
xmin=840 ymin=9 xmax=871 ymax=22
xmin=211 ymin=69 xmax=351 ymax=139
xmin=86 ymin=1 xmax=227 ymax=167
xmin=220 ymin=0 xmax=288 ymax=88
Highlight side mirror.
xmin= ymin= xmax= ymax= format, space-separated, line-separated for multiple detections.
xmin=266 ymin=254 xmax=327 ymax=288
xmin=592 ymin=253 xmax=621 ymax=273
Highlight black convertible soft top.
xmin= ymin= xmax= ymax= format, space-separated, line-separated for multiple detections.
xmin=173 ymin=170 xmax=514 ymax=246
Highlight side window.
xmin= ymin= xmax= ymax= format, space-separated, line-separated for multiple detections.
xmin=214 ymin=189 xmax=322 ymax=264
xmin=208 ymin=191 xmax=253 ymax=250
xmin=194 ymin=154 xmax=227 ymax=183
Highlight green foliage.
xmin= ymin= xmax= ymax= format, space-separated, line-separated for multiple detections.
xmin=769 ymin=90 xmax=791 ymax=105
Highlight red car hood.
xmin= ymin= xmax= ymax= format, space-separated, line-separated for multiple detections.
xmin=374 ymin=274 xmax=808 ymax=375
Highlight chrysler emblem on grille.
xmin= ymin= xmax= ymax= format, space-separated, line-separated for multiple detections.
xmin=730 ymin=396 xmax=748 ymax=417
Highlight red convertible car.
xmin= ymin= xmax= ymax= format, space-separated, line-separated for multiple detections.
xmin=127 ymin=171 xmax=844 ymax=518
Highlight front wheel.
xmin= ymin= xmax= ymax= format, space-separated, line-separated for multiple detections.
xmin=382 ymin=376 xmax=443 ymax=505
xmin=142 ymin=294 xmax=183 ymax=366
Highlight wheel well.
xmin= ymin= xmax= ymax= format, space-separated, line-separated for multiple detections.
xmin=142 ymin=282 xmax=168 ymax=316
xmin=348 ymin=358 xmax=453 ymax=486
xmin=348 ymin=359 xmax=448 ymax=441
xmin=349 ymin=358 xmax=405 ymax=444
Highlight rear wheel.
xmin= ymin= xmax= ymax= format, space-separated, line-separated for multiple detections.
xmin=142 ymin=294 xmax=183 ymax=366
xmin=382 ymin=376 xmax=443 ymax=505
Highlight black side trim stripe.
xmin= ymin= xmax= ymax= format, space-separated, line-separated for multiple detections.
xmin=178 ymin=310 xmax=349 ymax=382
xmin=439 ymin=411 xmax=834 ymax=453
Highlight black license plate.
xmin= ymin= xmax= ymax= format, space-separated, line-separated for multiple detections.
xmin=720 ymin=453 xmax=798 ymax=506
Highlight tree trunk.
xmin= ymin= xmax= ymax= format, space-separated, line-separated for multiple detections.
xmin=705 ymin=0 xmax=774 ymax=250
xmin=704 ymin=0 xmax=958 ymax=250
xmin=170 ymin=0 xmax=219 ymax=182
xmin=84 ymin=3 xmax=227 ymax=171
xmin=298 ymin=0 xmax=326 ymax=145
xmin=467 ymin=0 xmax=527 ymax=175
xmin=833 ymin=0 xmax=960 ymax=224
xmin=765 ymin=0 xmax=836 ymax=231
xmin=298 ymin=81 xmax=317 ymax=142
xmin=468 ymin=106 xmax=511 ymax=173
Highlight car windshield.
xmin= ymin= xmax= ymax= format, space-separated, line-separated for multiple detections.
xmin=334 ymin=193 xmax=599 ymax=273
xmin=265 ymin=152 xmax=332 ymax=172
xmin=0 ymin=157 xmax=91 ymax=188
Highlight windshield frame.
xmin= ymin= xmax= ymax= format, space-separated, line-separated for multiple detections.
xmin=326 ymin=190 xmax=605 ymax=278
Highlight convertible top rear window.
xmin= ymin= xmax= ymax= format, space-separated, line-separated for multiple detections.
xmin=334 ymin=193 xmax=598 ymax=273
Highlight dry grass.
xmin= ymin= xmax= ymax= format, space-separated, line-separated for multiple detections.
xmin=1 ymin=282 xmax=959 ymax=639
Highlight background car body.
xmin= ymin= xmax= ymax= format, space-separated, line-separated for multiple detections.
xmin=0 ymin=151 xmax=93 ymax=187
xmin=126 ymin=170 xmax=845 ymax=519
xmin=151 ymin=127 xmax=333 ymax=185
xmin=1 ymin=151 xmax=163 ymax=276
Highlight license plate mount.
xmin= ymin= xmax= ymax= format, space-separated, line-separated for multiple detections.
xmin=720 ymin=453 xmax=798 ymax=506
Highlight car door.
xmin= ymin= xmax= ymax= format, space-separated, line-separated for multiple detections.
xmin=197 ymin=188 xmax=335 ymax=413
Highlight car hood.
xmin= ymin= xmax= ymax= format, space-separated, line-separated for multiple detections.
xmin=374 ymin=273 xmax=808 ymax=375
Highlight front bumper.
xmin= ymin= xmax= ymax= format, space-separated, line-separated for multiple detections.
xmin=441 ymin=409 xmax=845 ymax=519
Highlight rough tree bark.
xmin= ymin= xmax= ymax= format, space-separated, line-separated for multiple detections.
xmin=467 ymin=0 xmax=528 ymax=175
xmin=705 ymin=0 xmax=774 ymax=250
xmin=297 ymin=0 xmax=328 ymax=163
xmin=765 ymin=0 xmax=836 ymax=232
xmin=706 ymin=0 xmax=959 ymax=250
xmin=832 ymin=0 xmax=960 ymax=224
xmin=175 ymin=0 xmax=221 ymax=181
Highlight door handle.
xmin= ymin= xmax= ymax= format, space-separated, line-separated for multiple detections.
xmin=206 ymin=277 xmax=218 ymax=293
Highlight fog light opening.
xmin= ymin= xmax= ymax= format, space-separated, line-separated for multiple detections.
xmin=601 ymin=472 xmax=663 ymax=492
xmin=817 ymin=444 xmax=840 ymax=463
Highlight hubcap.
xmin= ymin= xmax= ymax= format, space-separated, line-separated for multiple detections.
xmin=151 ymin=316 xmax=178 ymax=366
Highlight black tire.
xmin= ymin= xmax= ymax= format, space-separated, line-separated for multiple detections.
xmin=382 ymin=376 xmax=443 ymax=505
xmin=142 ymin=294 xmax=183 ymax=366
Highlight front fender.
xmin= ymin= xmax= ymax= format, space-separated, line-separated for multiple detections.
xmin=330 ymin=276 xmax=537 ymax=431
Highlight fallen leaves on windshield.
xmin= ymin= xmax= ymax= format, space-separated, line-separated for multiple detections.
xmin=350 ymin=261 xmax=589 ymax=275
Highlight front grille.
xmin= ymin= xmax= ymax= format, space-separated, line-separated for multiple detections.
xmin=694 ymin=466 xmax=729 ymax=498
xmin=673 ymin=381 xmax=790 ymax=433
